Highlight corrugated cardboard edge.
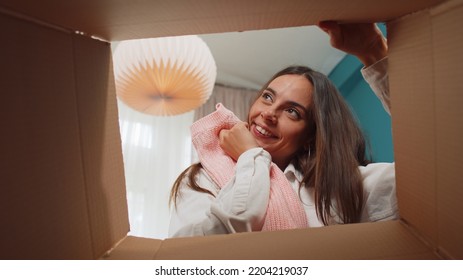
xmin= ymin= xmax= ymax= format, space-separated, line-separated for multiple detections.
xmin=398 ymin=220 xmax=454 ymax=260
xmin=387 ymin=0 xmax=462 ymax=22
xmin=430 ymin=0 xmax=463 ymax=15
xmin=73 ymin=32 xmax=130 ymax=259
xmin=101 ymin=236 xmax=163 ymax=260
xmin=0 ymin=0 xmax=448 ymax=42
xmin=104 ymin=221 xmax=438 ymax=260
xmin=0 ymin=5 xmax=69 ymax=34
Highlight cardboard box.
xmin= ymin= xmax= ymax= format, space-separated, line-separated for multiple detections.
xmin=0 ymin=0 xmax=461 ymax=259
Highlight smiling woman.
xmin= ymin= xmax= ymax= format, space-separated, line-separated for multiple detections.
xmin=247 ymin=73 xmax=313 ymax=170
xmin=168 ymin=22 xmax=397 ymax=237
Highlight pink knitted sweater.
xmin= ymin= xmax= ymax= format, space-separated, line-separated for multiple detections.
xmin=191 ymin=103 xmax=308 ymax=231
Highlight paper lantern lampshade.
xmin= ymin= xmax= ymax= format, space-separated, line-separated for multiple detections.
xmin=112 ymin=36 xmax=217 ymax=116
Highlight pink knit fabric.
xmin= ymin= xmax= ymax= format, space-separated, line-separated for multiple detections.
xmin=191 ymin=103 xmax=308 ymax=231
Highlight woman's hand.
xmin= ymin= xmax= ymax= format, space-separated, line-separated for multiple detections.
xmin=317 ymin=21 xmax=388 ymax=67
xmin=219 ymin=122 xmax=259 ymax=161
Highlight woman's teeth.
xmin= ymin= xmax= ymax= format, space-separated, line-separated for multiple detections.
xmin=256 ymin=125 xmax=272 ymax=136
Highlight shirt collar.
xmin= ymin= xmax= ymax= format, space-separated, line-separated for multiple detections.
xmin=284 ymin=162 xmax=304 ymax=183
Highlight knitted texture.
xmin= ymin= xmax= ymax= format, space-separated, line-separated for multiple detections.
xmin=191 ymin=103 xmax=308 ymax=231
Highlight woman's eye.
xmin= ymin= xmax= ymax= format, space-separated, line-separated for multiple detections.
xmin=286 ymin=108 xmax=301 ymax=119
xmin=261 ymin=92 xmax=273 ymax=102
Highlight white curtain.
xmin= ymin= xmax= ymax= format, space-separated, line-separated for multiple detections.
xmin=118 ymin=100 xmax=194 ymax=239
xmin=118 ymin=84 xmax=257 ymax=239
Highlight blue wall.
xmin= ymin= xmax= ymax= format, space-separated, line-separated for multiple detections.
xmin=328 ymin=24 xmax=394 ymax=162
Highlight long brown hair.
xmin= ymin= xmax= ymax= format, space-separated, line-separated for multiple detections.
xmin=170 ymin=65 xmax=370 ymax=225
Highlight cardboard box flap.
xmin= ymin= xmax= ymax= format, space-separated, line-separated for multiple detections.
xmin=0 ymin=0 xmax=447 ymax=41
xmin=73 ymin=33 xmax=130 ymax=258
xmin=104 ymin=221 xmax=438 ymax=260
xmin=388 ymin=0 xmax=463 ymax=259
xmin=0 ymin=10 xmax=129 ymax=259
xmin=0 ymin=12 xmax=93 ymax=259
xmin=430 ymin=0 xmax=463 ymax=259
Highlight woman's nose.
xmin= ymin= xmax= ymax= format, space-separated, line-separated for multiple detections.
xmin=261 ymin=110 xmax=277 ymax=123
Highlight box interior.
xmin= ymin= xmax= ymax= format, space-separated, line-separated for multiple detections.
xmin=0 ymin=0 xmax=461 ymax=259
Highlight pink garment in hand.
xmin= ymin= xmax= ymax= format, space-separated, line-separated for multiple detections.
xmin=191 ymin=103 xmax=308 ymax=231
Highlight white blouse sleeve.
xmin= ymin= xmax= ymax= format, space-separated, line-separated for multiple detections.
xmin=361 ymin=57 xmax=391 ymax=115
xmin=359 ymin=58 xmax=398 ymax=222
xmin=359 ymin=162 xmax=399 ymax=222
xmin=168 ymin=147 xmax=272 ymax=237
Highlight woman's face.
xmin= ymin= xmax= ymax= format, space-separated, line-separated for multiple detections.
xmin=248 ymin=74 xmax=313 ymax=169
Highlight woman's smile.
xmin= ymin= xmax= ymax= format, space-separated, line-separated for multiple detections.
xmin=252 ymin=123 xmax=276 ymax=138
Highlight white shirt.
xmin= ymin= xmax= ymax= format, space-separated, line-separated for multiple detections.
xmin=169 ymin=58 xmax=398 ymax=237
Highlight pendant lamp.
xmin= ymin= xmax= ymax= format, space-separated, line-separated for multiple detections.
xmin=113 ymin=36 xmax=217 ymax=116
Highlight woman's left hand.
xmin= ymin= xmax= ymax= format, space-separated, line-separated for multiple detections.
xmin=317 ymin=21 xmax=387 ymax=67
xmin=219 ymin=122 xmax=259 ymax=161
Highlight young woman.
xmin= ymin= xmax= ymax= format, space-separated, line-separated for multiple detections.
xmin=168 ymin=22 xmax=397 ymax=237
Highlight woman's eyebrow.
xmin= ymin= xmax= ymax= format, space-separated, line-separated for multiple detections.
xmin=266 ymin=87 xmax=308 ymax=114
xmin=287 ymin=101 xmax=308 ymax=114
xmin=264 ymin=87 xmax=276 ymax=95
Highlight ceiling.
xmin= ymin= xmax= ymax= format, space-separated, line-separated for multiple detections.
xmin=198 ymin=25 xmax=346 ymax=90
xmin=111 ymin=25 xmax=346 ymax=92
